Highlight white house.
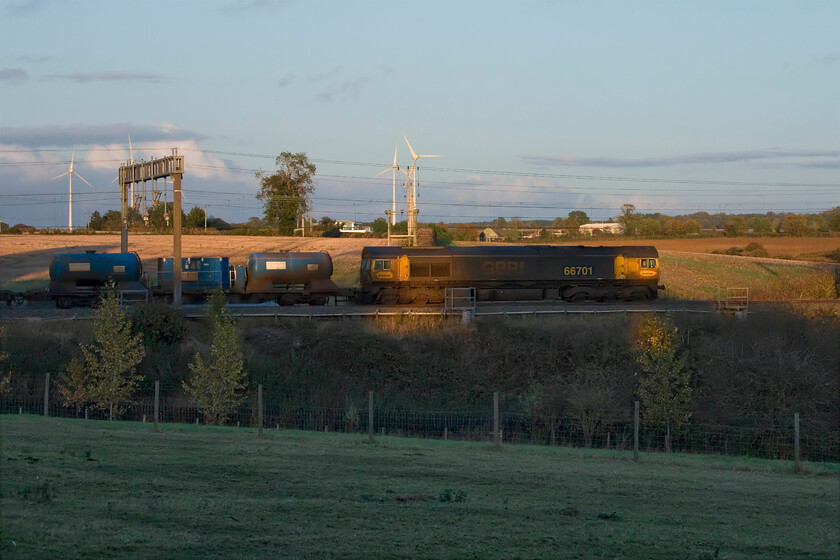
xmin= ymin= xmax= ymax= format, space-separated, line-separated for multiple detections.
xmin=579 ymin=222 xmax=624 ymax=236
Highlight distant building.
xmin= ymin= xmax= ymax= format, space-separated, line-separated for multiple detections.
xmin=336 ymin=220 xmax=372 ymax=234
xmin=478 ymin=228 xmax=500 ymax=242
xmin=0 ymin=221 xmax=7 ymax=233
xmin=579 ymin=222 xmax=624 ymax=236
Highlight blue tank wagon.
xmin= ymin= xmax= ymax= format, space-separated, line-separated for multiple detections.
xmin=46 ymin=251 xmax=146 ymax=308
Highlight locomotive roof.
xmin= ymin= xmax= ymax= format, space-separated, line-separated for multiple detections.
xmin=362 ymin=245 xmax=658 ymax=258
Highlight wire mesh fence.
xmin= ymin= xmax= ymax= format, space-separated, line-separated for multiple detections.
xmin=3 ymin=388 xmax=838 ymax=464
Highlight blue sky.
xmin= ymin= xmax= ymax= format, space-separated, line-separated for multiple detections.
xmin=1 ymin=0 xmax=838 ymax=228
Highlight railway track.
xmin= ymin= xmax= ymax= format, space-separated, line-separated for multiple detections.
xmin=1 ymin=298 xmax=836 ymax=322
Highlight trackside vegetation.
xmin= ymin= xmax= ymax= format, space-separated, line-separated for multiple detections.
xmin=0 ymin=416 xmax=836 ymax=559
xmin=1 ymin=309 xmax=837 ymax=460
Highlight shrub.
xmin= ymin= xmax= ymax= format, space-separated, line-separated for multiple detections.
xmin=744 ymin=242 xmax=769 ymax=257
xmin=132 ymin=300 xmax=187 ymax=344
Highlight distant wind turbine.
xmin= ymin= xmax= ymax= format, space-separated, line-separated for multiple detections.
xmin=50 ymin=148 xmax=92 ymax=232
xmin=376 ymin=141 xmax=401 ymax=225
xmin=401 ymin=132 xmax=442 ymax=242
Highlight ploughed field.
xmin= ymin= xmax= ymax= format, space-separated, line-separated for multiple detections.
xmin=0 ymin=234 xmax=836 ymax=300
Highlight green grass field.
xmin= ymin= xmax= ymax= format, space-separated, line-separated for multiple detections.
xmin=1 ymin=416 xmax=837 ymax=559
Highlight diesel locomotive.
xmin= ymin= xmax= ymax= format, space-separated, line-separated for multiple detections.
xmin=359 ymin=245 xmax=662 ymax=304
xmin=40 ymin=245 xmax=663 ymax=308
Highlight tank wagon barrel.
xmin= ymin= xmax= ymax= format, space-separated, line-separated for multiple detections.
xmin=46 ymin=251 xmax=145 ymax=308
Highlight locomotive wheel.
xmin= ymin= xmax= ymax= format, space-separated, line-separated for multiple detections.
xmin=55 ymin=297 xmax=74 ymax=309
xmin=309 ymin=296 xmax=328 ymax=306
xmin=278 ymin=294 xmax=298 ymax=306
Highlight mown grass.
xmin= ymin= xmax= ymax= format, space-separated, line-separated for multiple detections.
xmin=1 ymin=416 xmax=837 ymax=559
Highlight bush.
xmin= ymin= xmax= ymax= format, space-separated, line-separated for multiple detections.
xmin=131 ymin=300 xmax=187 ymax=344
xmin=744 ymin=243 xmax=769 ymax=257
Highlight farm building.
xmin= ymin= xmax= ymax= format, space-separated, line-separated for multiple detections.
xmin=579 ymin=222 xmax=624 ymax=236
xmin=478 ymin=228 xmax=500 ymax=242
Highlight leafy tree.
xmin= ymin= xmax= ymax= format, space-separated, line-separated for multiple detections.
xmin=370 ymin=217 xmax=388 ymax=235
xmin=256 ymin=152 xmax=316 ymax=235
xmin=619 ymin=204 xmax=638 ymax=236
xmin=635 ymin=315 xmax=692 ymax=451
xmin=782 ymin=214 xmax=809 ymax=237
xmin=183 ymin=288 xmax=246 ymax=425
xmin=78 ymin=287 xmax=146 ymax=418
xmin=185 ymin=206 xmax=206 ymax=229
xmin=58 ymin=355 xmax=90 ymax=412
xmin=568 ymin=210 xmax=589 ymax=225
xmin=491 ymin=217 xmax=507 ymax=228
xmin=88 ymin=211 xmax=104 ymax=231
xmin=681 ymin=219 xmax=702 ymax=235
xmin=724 ymin=215 xmax=747 ymax=237
xmin=828 ymin=209 xmax=840 ymax=232
xmin=747 ymin=217 xmax=772 ymax=234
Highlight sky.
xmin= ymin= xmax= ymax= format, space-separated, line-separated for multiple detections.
xmin=0 ymin=0 xmax=838 ymax=228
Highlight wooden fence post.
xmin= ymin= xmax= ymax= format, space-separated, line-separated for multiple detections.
xmin=494 ymin=391 xmax=501 ymax=449
xmin=258 ymin=384 xmax=264 ymax=438
xmin=154 ymin=380 xmax=160 ymax=433
xmin=368 ymin=390 xmax=374 ymax=442
xmin=794 ymin=412 xmax=801 ymax=474
xmin=633 ymin=400 xmax=640 ymax=462
xmin=43 ymin=372 xmax=50 ymax=418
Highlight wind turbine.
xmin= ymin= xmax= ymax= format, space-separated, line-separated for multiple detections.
xmin=375 ymin=141 xmax=401 ymax=225
xmin=401 ymin=132 xmax=442 ymax=242
xmin=51 ymin=148 xmax=92 ymax=232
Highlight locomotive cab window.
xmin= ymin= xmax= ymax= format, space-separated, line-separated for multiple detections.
xmin=373 ymin=259 xmax=391 ymax=271
xmin=641 ymin=258 xmax=658 ymax=269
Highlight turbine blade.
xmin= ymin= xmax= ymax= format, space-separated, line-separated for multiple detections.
xmin=402 ymin=131 xmax=418 ymax=161
xmin=50 ymin=171 xmax=69 ymax=181
xmin=417 ymin=154 xmax=443 ymax=159
xmin=375 ymin=167 xmax=393 ymax=177
xmin=393 ymin=141 xmax=398 ymax=166
xmin=128 ymin=134 xmax=134 ymax=164
xmin=75 ymin=171 xmax=93 ymax=188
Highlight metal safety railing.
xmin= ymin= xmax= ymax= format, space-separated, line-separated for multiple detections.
xmin=717 ymin=287 xmax=749 ymax=313
xmin=444 ymin=287 xmax=476 ymax=312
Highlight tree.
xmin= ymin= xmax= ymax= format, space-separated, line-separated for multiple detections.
xmin=724 ymin=215 xmax=747 ymax=237
xmin=185 ymin=206 xmax=206 ymax=229
xmin=370 ymin=217 xmax=388 ymax=235
xmin=183 ymin=288 xmax=247 ymax=425
xmin=635 ymin=315 xmax=692 ymax=452
xmin=58 ymin=355 xmax=90 ymax=413
xmin=829 ymin=209 xmax=840 ymax=232
xmin=78 ymin=286 xmax=146 ymax=419
xmin=568 ymin=211 xmax=589 ymax=225
xmin=619 ymin=204 xmax=638 ymax=236
xmin=88 ymin=211 xmax=104 ymax=231
xmin=256 ymin=152 xmax=316 ymax=235
xmin=782 ymin=214 xmax=809 ymax=237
